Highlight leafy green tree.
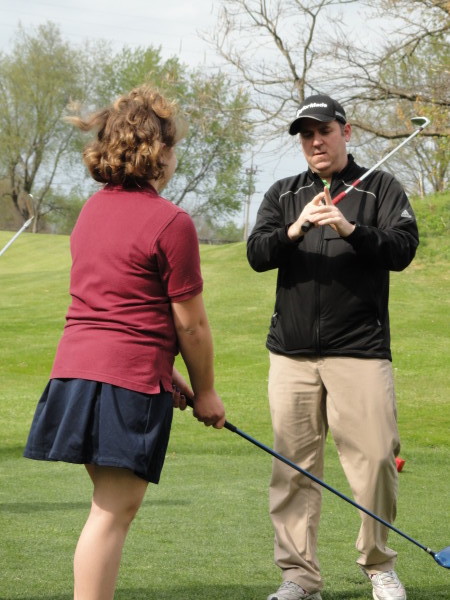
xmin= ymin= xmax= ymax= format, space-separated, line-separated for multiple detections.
xmin=214 ymin=220 xmax=244 ymax=242
xmin=92 ymin=46 xmax=252 ymax=223
xmin=0 ymin=30 xmax=252 ymax=232
xmin=0 ymin=22 xmax=85 ymax=231
xmin=91 ymin=46 xmax=186 ymax=105
xmin=45 ymin=188 xmax=87 ymax=235
xmin=166 ymin=70 xmax=251 ymax=222
xmin=193 ymin=215 xmax=244 ymax=243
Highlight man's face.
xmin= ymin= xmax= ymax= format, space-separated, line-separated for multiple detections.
xmin=298 ymin=119 xmax=351 ymax=179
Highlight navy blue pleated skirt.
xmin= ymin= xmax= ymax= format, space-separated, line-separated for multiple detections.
xmin=24 ymin=378 xmax=173 ymax=483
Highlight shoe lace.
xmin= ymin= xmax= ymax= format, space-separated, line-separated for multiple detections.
xmin=375 ymin=571 xmax=401 ymax=588
xmin=279 ymin=581 xmax=308 ymax=595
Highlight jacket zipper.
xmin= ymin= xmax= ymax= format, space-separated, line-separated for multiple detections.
xmin=313 ymin=175 xmax=328 ymax=356
xmin=314 ymin=226 xmax=325 ymax=356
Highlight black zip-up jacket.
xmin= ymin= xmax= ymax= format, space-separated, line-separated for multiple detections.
xmin=247 ymin=155 xmax=419 ymax=360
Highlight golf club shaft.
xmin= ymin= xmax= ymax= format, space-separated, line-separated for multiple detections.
xmin=185 ymin=398 xmax=434 ymax=557
xmin=301 ymin=121 xmax=428 ymax=233
xmin=0 ymin=216 xmax=34 ymax=257
xmin=225 ymin=421 xmax=435 ymax=557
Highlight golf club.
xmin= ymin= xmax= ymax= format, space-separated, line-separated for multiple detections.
xmin=0 ymin=216 xmax=34 ymax=257
xmin=301 ymin=116 xmax=431 ymax=233
xmin=185 ymin=397 xmax=449 ymax=568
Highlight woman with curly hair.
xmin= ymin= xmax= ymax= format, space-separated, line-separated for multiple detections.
xmin=24 ymin=84 xmax=225 ymax=600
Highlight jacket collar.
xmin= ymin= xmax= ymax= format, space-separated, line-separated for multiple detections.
xmin=307 ymin=154 xmax=363 ymax=185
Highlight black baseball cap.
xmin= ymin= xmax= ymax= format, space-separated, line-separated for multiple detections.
xmin=289 ymin=94 xmax=347 ymax=135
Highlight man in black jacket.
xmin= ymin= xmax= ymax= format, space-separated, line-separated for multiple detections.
xmin=247 ymin=95 xmax=418 ymax=600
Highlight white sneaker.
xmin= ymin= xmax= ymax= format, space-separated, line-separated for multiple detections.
xmin=361 ymin=569 xmax=407 ymax=600
xmin=267 ymin=580 xmax=322 ymax=600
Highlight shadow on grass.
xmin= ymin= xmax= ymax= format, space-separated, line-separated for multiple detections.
xmin=3 ymin=585 xmax=449 ymax=600
xmin=0 ymin=501 xmax=90 ymax=513
xmin=0 ymin=444 xmax=26 ymax=459
xmin=0 ymin=498 xmax=190 ymax=513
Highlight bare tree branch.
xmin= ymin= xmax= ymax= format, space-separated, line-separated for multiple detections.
xmin=205 ymin=0 xmax=448 ymax=193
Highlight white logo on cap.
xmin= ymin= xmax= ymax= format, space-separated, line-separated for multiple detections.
xmin=297 ymin=102 xmax=328 ymax=116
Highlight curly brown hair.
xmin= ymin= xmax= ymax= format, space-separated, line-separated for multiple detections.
xmin=66 ymin=85 xmax=186 ymax=187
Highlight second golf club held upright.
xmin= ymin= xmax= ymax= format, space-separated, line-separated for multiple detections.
xmin=301 ymin=116 xmax=430 ymax=233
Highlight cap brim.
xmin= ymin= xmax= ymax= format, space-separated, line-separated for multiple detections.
xmin=289 ymin=114 xmax=336 ymax=135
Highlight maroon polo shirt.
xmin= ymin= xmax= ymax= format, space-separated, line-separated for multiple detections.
xmin=51 ymin=184 xmax=203 ymax=394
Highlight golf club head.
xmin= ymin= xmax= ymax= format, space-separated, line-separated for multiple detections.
xmin=410 ymin=116 xmax=430 ymax=129
xmin=434 ymin=546 xmax=450 ymax=568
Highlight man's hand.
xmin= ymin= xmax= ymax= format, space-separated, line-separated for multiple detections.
xmin=314 ymin=186 xmax=355 ymax=237
xmin=287 ymin=190 xmax=325 ymax=241
xmin=288 ymin=187 xmax=355 ymax=239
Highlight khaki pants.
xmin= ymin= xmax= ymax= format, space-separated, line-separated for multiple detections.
xmin=268 ymin=353 xmax=400 ymax=592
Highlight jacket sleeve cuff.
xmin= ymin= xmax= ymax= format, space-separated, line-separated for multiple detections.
xmin=278 ymin=223 xmax=299 ymax=245
xmin=344 ymin=222 xmax=365 ymax=247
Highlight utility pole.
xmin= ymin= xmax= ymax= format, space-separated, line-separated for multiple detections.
xmin=243 ymin=161 xmax=257 ymax=241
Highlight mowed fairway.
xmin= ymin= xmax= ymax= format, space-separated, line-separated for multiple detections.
xmin=0 ymin=203 xmax=449 ymax=599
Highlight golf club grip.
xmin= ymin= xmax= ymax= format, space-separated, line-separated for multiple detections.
xmin=301 ymin=220 xmax=313 ymax=233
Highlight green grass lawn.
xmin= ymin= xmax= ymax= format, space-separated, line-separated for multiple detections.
xmin=0 ymin=194 xmax=449 ymax=599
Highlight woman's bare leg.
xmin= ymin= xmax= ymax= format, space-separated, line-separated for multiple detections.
xmin=74 ymin=465 xmax=148 ymax=600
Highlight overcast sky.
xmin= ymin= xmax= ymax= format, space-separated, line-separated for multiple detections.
xmin=0 ymin=0 xmax=323 ymax=225
xmin=0 ymin=0 xmax=220 ymax=64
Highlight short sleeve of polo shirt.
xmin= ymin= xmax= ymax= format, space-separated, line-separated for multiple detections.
xmin=156 ymin=211 xmax=203 ymax=302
